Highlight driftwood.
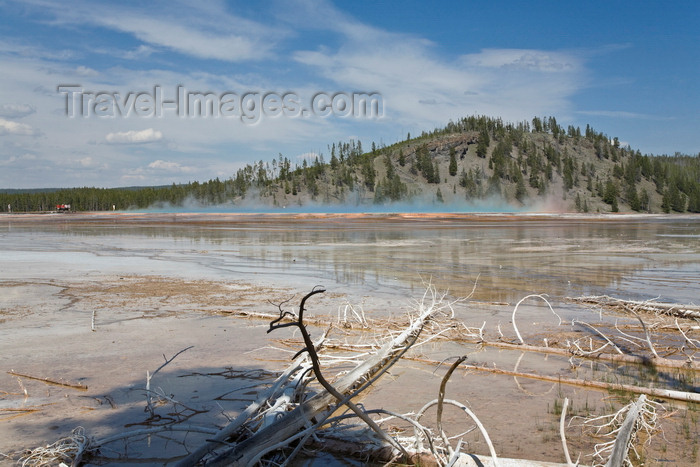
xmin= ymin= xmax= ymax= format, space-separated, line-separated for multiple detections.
xmin=605 ymin=395 xmax=646 ymax=467
xmin=174 ymin=348 xmax=315 ymax=466
xmin=582 ymin=394 xmax=662 ymax=467
xmin=18 ymin=288 xmax=692 ymax=466
xmin=450 ymin=339 xmax=700 ymax=371
xmin=200 ymin=287 xmax=443 ymax=466
xmin=569 ymin=295 xmax=700 ymax=320
xmin=7 ymin=370 xmax=88 ymax=391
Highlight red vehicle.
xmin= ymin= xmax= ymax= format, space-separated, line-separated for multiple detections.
xmin=56 ymin=204 xmax=71 ymax=212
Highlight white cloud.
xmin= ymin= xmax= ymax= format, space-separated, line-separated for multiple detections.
xmin=0 ymin=103 xmax=36 ymax=118
xmin=147 ymin=160 xmax=194 ymax=173
xmin=105 ymin=128 xmax=163 ymax=144
xmin=0 ymin=117 xmax=39 ymax=135
xmin=77 ymin=156 xmax=94 ymax=167
xmin=76 ymin=65 xmax=99 ymax=76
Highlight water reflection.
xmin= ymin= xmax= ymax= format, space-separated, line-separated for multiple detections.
xmin=2 ymin=217 xmax=699 ymax=304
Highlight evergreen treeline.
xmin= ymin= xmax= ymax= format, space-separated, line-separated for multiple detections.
xmin=2 ymin=115 xmax=699 ymax=213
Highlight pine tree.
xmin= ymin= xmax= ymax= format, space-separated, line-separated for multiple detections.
xmin=449 ymin=147 xmax=458 ymax=176
xmin=515 ymin=175 xmax=527 ymax=203
xmin=476 ymin=129 xmax=489 ymax=158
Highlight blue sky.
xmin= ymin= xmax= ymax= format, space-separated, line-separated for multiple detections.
xmin=0 ymin=0 xmax=697 ymax=189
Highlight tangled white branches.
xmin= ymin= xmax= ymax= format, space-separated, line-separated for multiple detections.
xmin=581 ymin=395 xmax=664 ymax=467
xmin=19 ymin=426 xmax=92 ymax=467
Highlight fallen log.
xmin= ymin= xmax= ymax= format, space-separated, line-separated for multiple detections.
xmin=569 ymin=295 xmax=700 ymax=320
xmin=398 ymin=356 xmax=700 ymax=404
xmin=469 ymin=339 xmax=699 ymax=371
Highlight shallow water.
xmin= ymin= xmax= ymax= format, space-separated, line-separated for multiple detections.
xmin=2 ymin=214 xmax=698 ymax=305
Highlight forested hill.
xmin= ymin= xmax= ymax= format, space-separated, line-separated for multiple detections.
xmin=2 ymin=115 xmax=699 ymax=213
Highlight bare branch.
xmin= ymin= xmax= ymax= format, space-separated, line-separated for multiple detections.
xmin=512 ymin=294 xmax=561 ymax=344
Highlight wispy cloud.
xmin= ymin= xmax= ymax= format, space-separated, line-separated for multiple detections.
xmin=0 ymin=103 xmax=36 ymax=118
xmin=76 ymin=156 xmax=96 ymax=167
xmin=461 ymin=49 xmax=581 ymax=72
xmin=0 ymin=117 xmax=39 ymax=135
xmin=75 ymin=65 xmax=98 ymax=77
xmin=294 ymin=30 xmax=585 ymax=127
xmin=21 ymin=0 xmax=285 ymax=62
xmin=576 ymin=110 xmax=675 ymax=120
xmin=105 ymin=128 xmax=163 ymax=144
xmin=0 ymin=153 xmax=37 ymax=166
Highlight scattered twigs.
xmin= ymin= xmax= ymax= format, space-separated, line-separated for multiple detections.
xmin=95 ymin=425 xmax=218 ymax=448
xmin=0 ymin=406 xmax=45 ymax=422
xmin=630 ymin=310 xmax=660 ymax=359
xmin=676 ymin=318 xmax=700 ymax=348
xmin=569 ymin=295 xmax=700 ymax=320
xmin=571 ymin=320 xmax=623 ymax=355
xmin=144 ymin=346 xmax=194 ymax=419
xmin=337 ymin=301 xmax=370 ymax=328
xmin=7 ymin=370 xmax=88 ymax=391
xmin=20 ymin=286 xmax=695 ymax=466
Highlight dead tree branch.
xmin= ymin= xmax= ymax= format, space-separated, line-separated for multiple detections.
xmin=205 ymin=285 xmax=444 ymax=466
xmin=511 ymin=294 xmax=560 ymax=344
xmin=145 ymin=346 xmax=193 ymax=419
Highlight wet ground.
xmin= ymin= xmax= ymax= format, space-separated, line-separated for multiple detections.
xmin=0 ymin=212 xmax=698 ymax=465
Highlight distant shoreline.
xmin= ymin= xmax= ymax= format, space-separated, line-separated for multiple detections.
xmin=2 ymin=210 xmax=698 ymax=226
